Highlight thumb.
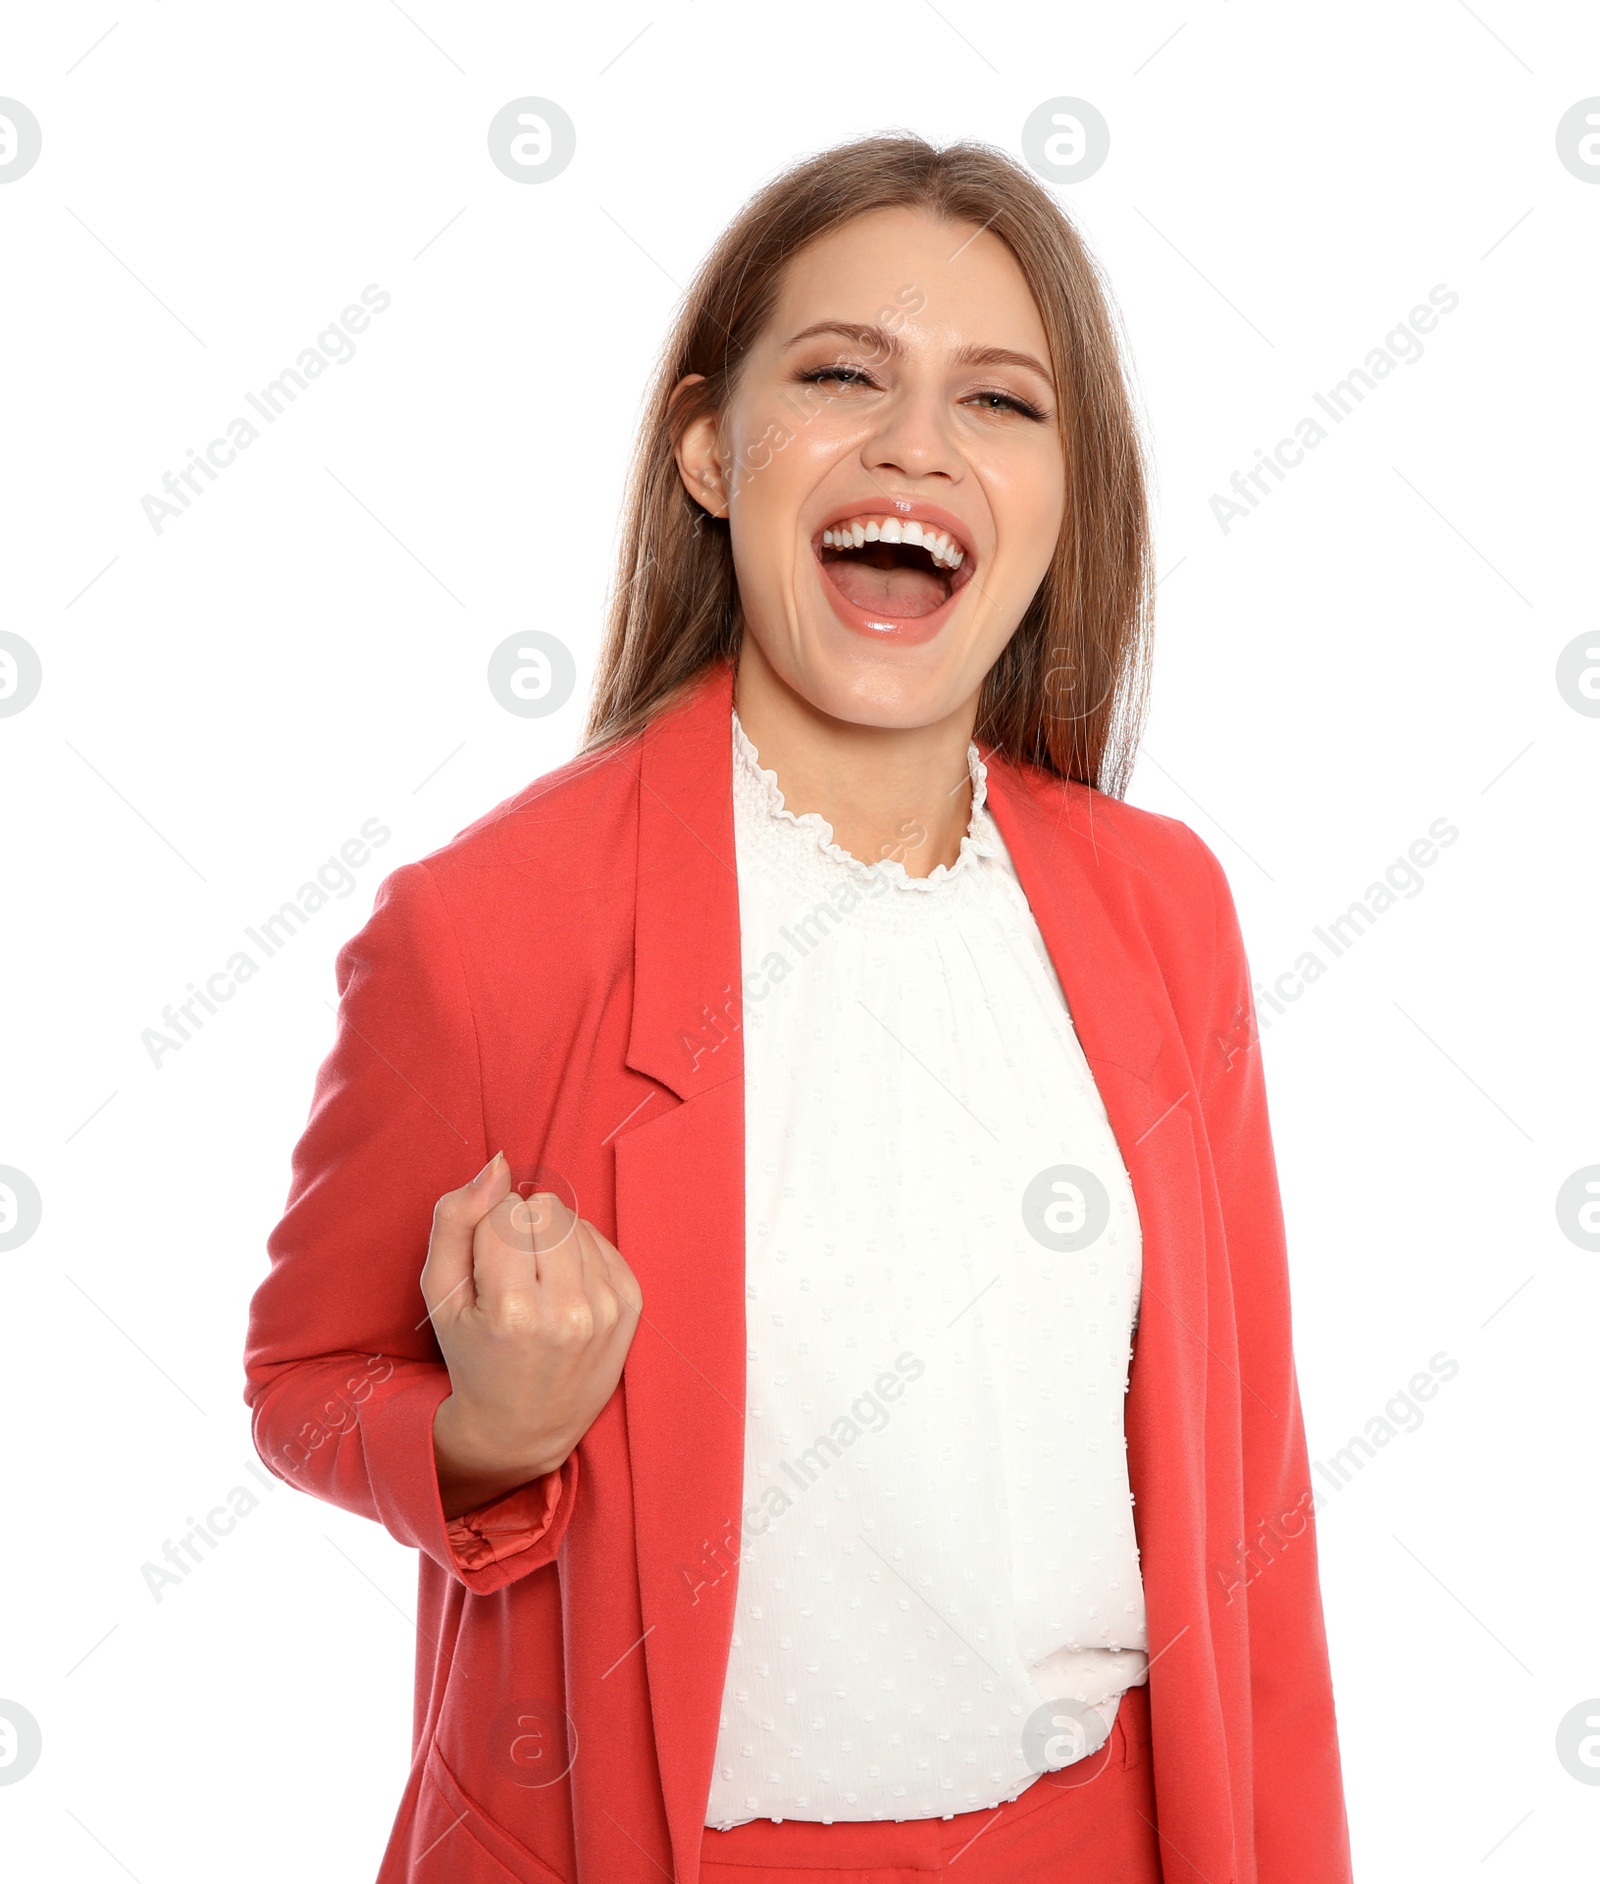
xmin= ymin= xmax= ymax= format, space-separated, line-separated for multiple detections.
xmin=422 ymin=1151 xmax=512 ymax=1318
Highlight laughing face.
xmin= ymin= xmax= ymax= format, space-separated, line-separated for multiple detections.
xmin=675 ymin=207 xmax=1068 ymax=733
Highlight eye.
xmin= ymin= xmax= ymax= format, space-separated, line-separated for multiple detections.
xmin=797 ymin=365 xmax=879 ymax=388
xmin=964 ymin=388 xmax=1049 ymax=421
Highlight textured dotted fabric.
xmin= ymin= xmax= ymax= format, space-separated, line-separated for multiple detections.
xmin=705 ymin=713 xmax=1148 ymax=1831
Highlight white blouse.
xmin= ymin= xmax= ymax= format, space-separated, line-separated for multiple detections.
xmin=706 ymin=711 xmax=1148 ymax=1831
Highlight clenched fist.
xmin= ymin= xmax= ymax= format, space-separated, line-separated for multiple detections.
xmin=425 ymin=1152 xmax=643 ymax=1520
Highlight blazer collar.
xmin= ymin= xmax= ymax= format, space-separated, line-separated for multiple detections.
xmin=624 ymin=657 xmax=1172 ymax=1113
xmin=625 ymin=661 xmax=744 ymax=1102
xmin=979 ymin=753 xmax=1171 ymax=1100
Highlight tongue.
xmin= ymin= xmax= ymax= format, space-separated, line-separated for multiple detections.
xmin=824 ymin=546 xmax=949 ymax=619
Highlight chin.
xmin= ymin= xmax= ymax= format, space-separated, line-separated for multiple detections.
xmin=783 ymin=625 xmax=981 ymax=733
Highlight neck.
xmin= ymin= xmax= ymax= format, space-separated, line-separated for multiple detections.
xmin=731 ymin=644 xmax=978 ymax=878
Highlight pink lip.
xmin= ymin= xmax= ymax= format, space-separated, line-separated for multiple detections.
xmin=810 ymin=497 xmax=979 ymax=648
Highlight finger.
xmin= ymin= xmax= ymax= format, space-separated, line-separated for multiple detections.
xmin=422 ymin=1152 xmax=512 ymax=1317
xmin=523 ymin=1191 xmax=588 ymax=1294
xmin=575 ymin=1229 xmax=642 ymax=1351
xmin=584 ymin=1222 xmax=645 ymax=1318
xmin=468 ymin=1189 xmax=548 ymax=1307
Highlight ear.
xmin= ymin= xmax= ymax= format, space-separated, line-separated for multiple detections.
xmin=671 ymin=375 xmax=730 ymax=518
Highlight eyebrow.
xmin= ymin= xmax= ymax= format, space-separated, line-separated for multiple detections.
xmin=783 ymin=320 xmax=1054 ymax=387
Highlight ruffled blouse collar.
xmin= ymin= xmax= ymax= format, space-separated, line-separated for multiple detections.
xmin=730 ymin=708 xmax=1002 ymax=893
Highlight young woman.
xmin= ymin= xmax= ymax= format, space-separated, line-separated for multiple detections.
xmin=245 ymin=135 xmax=1352 ymax=1883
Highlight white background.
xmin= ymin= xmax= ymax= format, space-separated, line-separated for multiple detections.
xmin=2 ymin=3 xmax=1597 ymax=1878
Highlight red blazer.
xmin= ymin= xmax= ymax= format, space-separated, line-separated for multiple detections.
xmin=244 ymin=659 xmax=1351 ymax=1884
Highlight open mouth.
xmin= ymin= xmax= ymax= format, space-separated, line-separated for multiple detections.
xmin=814 ymin=514 xmax=975 ymax=627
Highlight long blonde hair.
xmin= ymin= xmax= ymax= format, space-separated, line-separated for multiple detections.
xmin=583 ymin=134 xmax=1153 ymax=794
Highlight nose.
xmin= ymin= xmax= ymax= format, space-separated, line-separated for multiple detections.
xmin=861 ymin=377 xmax=963 ymax=486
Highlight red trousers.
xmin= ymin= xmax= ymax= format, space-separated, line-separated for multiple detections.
xmin=697 ymin=1685 xmax=1161 ymax=1883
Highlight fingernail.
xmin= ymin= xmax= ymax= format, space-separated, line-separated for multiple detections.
xmin=473 ymin=1152 xmax=504 ymax=1186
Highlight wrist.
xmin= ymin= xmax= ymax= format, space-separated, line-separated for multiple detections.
xmin=434 ymin=1393 xmax=567 ymax=1485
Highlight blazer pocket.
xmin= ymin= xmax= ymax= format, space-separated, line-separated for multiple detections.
xmin=417 ymin=1740 xmax=571 ymax=1884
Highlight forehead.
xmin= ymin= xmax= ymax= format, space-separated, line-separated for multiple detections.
xmin=764 ymin=206 xmax=1051 ymax=357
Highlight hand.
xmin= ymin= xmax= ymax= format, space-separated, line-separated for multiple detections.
xmin=423 ymin=1153 xmax=643 ymax=1519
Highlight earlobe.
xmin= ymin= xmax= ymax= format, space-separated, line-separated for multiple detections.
xmin=688 ymin=459 xmax=728 ymax=520
xmin=681 ymin=447 xmax=729 ymax=520
xmin=671 ymin=376 xmax=730 ymax=519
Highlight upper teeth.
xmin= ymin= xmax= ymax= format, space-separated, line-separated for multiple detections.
xmin=820 ymin=517 xmax=966 ymax=569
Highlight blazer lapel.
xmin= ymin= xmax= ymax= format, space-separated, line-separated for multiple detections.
xmin=612 ymin=662 xmax=747 ymax=1884
xmin=978 ymin=767 xmax=1157 ymax=1077
xmin=984 ymin=760 xmax=1240 ymax=1872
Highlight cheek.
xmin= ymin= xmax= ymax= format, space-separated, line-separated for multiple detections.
xmin=725 ymin=404 xmax=849 ymax=582
xmin=987 ymin=449 xmax=1065 ymax=585
xmin=731 ymin=391 xmax=841 ymax=497
xmin=722 ymin=396 xmax=788 ymax=517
